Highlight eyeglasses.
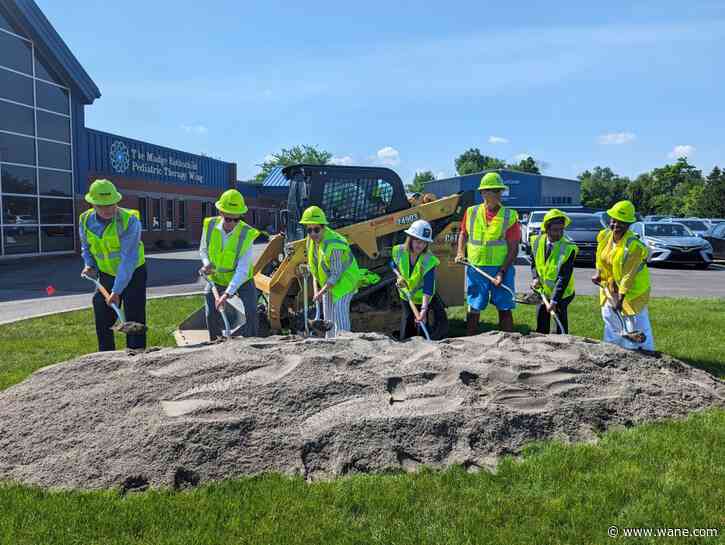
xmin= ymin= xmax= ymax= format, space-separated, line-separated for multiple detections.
xmin=223 ymin=216 xmax=241 ymax=223
xmin=306 ymin=227 xmax=322 ymax=234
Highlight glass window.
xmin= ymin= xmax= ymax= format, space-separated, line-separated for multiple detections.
xmin=35 ymin=80 xmax=69 ymax=115
xmin=34 ymin=53 xmax=65 ymax=86
xmin=151 ymin=199 xmax=161 ymax=230
xmin=0 ymin=31 xmax=32 ymax=74
xmin=0 ymin=8 xmax=17 ymax=33
xmin=0 ymin=99 xmax=34 ymax=135
xmin=38 ymin=169 xmax=72 ymax=196
xmin=0 ymin=68 xmax=34 ymax=105
xmin=321 ymin=177 xmax=394 ymax=228
xmin=178 ymin=201 xmax=186 ymax=229
xmin=0 ymin=130 xmax=35 ymax=165
xmin=38 ymin=140 xmax=71 ymax=170
xmin=3 ymin=226 xmax=38 ymax=254
xmin=40 ymin=198 xmax=73 ymax=224
xmin=41 ymin=225 xmax=74 ymax=252
xmin=568 ymin=215 xmax=604 ymax=230
xmin=37 ymin=110 xmax=70 ymax=142
xmin=1 ymin=163 xmax=36 ymax=194
xmin=2 ymin=195 xmax=37 ymax=224
xmin=138 ymin=197 xmax=148 ymax=230
xmin=165 ymin=199 xmax=174 ymax=230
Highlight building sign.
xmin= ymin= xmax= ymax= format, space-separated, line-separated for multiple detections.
xmin=85 ymin=129 xmax=233 ymax=190
xmin=109 ymin=139 xmax=205 ymax=184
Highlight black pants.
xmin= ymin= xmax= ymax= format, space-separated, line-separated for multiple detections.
xmin=93 ymin=265 xmax=147 ymax=351
xmin=399 ymin=295 xmax=442 ymax=341
xmin=204 ymin=279 xmax=259 ymax=340
xmin=536 ymin=293 xmax=574 ymax=334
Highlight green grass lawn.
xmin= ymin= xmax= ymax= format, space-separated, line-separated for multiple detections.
xmin=0 ymin=295 xmax=724 ymax=545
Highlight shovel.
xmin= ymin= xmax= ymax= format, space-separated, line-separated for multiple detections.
xmin=81 ymin=273 xmax=146 ymax=334
xmin=602 ymin=284 xmax=647 ymax=344
xmin=199 ymin=272 xmax=232 ymax=339
xmin=536 ymin=289 xmax=566 ymax=334
xmin=391 ymin=266 xmax=431 ymax=341
xmin=310 ymin=275 xmax=333 ymax=333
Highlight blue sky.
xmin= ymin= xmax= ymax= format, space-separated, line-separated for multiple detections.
xmin=38 ymin=1 xmax=725 ymax=182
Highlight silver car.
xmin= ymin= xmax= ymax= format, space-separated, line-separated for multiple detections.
xmin=631 ymin=222 xmax=714 ymax=269
xmin=661 ymin=217 xmax=710 ymax=238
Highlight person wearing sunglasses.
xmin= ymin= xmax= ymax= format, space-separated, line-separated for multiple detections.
xmin=199 ymin=189 xmax=260 ymax=339
xmin=300 ymin=206 xmax=361 ymax=338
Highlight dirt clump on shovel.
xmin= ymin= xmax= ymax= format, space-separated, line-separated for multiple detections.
xmin=0 ymin=332 xmax=723 ymax=490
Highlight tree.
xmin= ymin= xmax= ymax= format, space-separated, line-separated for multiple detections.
xmin=254 ymin=145 xmax=332 ymax=182
xmin=454 ymin=148 xmax=506 ymax=175
xmin=578 ymin=166 xmax=630 ymax=210
xmin=507 ymin=156 xmax=541 ymax=174
xmin=699 ymin=166 xmax=725 ymax=217
xmin=407 ymin=171 xmax=436 ymax=193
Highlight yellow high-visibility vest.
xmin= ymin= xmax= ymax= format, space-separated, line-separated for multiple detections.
xmin=202 ymin=216 xmax=260 ymax=287
xmin=80 ymin=208 xmax=145 ymax=275
xmin=465 ymin=204 xmax=518 ymax=266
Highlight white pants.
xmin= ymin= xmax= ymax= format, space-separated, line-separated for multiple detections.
xmin=602 ymin=304 xmax=655 ymax=351
xmin=322 ymin=291 xmax=353 ymax=339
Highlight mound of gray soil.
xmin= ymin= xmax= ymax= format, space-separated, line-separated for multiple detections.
xmin=1 ymin=332 xmax=723 ymax=490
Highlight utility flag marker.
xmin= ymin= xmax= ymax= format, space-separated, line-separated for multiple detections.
xmin=46 ymin=285 xmax=56 ymax=296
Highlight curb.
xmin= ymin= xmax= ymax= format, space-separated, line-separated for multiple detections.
xmin=0 ymin=290 xmax=204 ymax=327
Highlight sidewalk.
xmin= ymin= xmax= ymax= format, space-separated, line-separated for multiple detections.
xmin=0 ymin=247 xmax=265 ymax=324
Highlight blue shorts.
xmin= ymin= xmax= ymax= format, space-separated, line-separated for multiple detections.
xmin=466 ymin=265 xmax=516 ymax=312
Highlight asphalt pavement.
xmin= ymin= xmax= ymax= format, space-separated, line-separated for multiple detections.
xmin=0 ymin=248 xmax=722 ymax=325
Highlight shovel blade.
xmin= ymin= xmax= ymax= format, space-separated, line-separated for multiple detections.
xmin=309 ymin=319 xmax=333 ymax=333
xmin=112 ymin=321 xmax=147 ymax=334
xmin=622 ymin=330 xmax=646 ymax=344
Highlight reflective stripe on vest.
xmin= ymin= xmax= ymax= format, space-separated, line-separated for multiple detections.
xmin=204 ymin=217 xmax=259 ymax=286
xmin=598 ymin=229 xmax=650 ymax=305
xmin=307 ymin=228 xmax=360 ymax=302
xmin=392 ymin=244 xmax=438 ymax=304
xmin=80 ymin=208 xmax=145 ymax=276
xmin=466 ymin=205 xmax=516 ymax=266
xmin=532 ymin=234 xmax=576 ymax=298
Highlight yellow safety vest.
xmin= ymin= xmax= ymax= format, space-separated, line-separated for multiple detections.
xmin=465 ymin=204 xmax=518 ymax=266
xmin=80 ymin=208 xmax=145 ymax=276
xmin=391 ymin=244 xmax=439 ymax=304
xmin=596 ymin=229 xmax=651 ymax=315
xmin=307 ymin=227 xmax=360 ymax=302
xmin=531 ymin=234 xmax=577 ymax=299
xmin=203 ymin=216 xmax=260 ymax=287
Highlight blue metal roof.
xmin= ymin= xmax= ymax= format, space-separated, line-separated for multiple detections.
xmin=1 ymin=0 xmax=101 ymax=103
xmin=261 ymin=167 xmax=290 ymax=187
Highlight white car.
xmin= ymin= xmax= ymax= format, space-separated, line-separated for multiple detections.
xmin=522 ymin=210 xmax=546 ymax=248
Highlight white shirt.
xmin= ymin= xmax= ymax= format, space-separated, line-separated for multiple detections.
xmin=199 ymin=219 xmax=255 ymax=295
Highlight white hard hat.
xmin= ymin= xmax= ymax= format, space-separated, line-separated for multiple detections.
xmin=404 ymin=219 xmax=434 ymax=243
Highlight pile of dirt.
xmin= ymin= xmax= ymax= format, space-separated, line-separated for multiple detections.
xmin=0 ymin=332 xmax=723 ymax=490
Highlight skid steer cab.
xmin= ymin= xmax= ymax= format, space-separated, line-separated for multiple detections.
xmin=252 ymin=164 xmax=473 ymax=339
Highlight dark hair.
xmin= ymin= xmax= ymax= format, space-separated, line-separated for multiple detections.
xmin=546 ymin=218 xmax=566 ymax=228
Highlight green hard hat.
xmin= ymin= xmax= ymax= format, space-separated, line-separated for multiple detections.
xmin=299 ymin=206 xmax=329 ymax=225
xmin=215 ymin=189 xmax=248 ymax=215
xmin=478 ymin=172 xmax=508 ymax=191
xmin=543 ymin=208 xmax=571 ymax=228
xmin=85 ymin=179 xmax=122 ymax=206
xmin=607 ymin=200 xmax=636 ymax=224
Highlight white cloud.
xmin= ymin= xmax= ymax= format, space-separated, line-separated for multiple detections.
xmin=598 ymin=132 xmax=636 ymax=145
xmin=669 ymin=144 xmax=695 ymax=158
xmin=376 ymin=146 xmax=400 ymax=166
xmin=330 ymin=155 xmax=354 ymax=166
xmin=488 ymin=136 xmax=509 ymax=144
xmin=436 ymin=171 xmax=447 ymax=179
xmin=181 ymin=124 xmax=208 ymax=134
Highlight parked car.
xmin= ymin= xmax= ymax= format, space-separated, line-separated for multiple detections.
xmin=631 ymin=221 xmax=713 ymax=268
xmin=563 ymin=213 xmax=604 ymax=265
xmin=703 ymin=222 xmax=725 ymax=260
xmin=661 ymin=217 xmax=710 ymax=237
xmin=644 ymin=215 xmax=668 ymax=222
xmin=522 ymin=210 xmax=546 ymax=248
